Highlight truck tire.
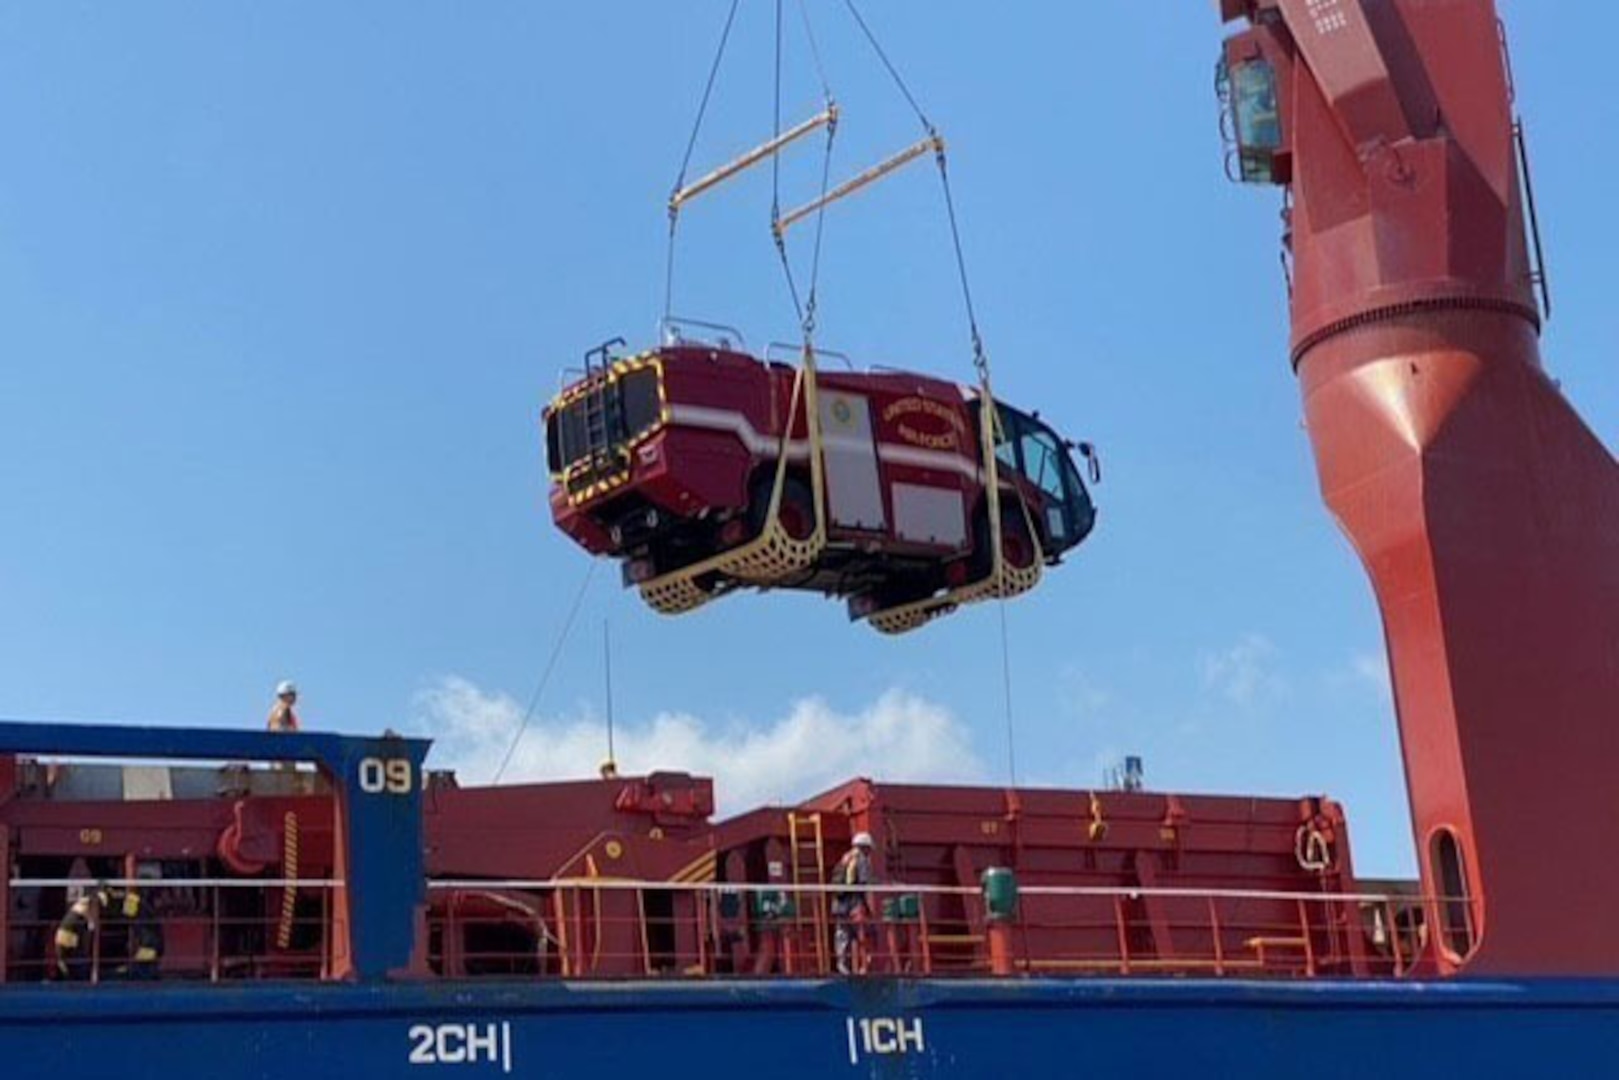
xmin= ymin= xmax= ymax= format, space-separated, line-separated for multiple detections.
xmin=971 ymin=500 xmax=1039 ymax=579
xmin=750 ymin=472 xmax=816 ymax=542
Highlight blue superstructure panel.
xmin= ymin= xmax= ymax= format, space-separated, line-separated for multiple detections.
xmin=0 ymin=718 xmax=430 ymax=981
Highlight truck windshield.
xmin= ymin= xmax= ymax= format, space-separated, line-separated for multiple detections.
xmin=990 ymin=403 xmax=1096 ymax=555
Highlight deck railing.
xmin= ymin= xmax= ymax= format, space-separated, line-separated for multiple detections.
xmin=421 ymin=878 xmax=1439 ymax=981
xmin=4 ymin=877 xmax=1442 ymax=984
xmin=3 ymin=878 xmax=336 ymax=985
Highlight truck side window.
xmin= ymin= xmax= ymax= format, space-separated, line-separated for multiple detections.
xmin=545 ymin=415 xmax=562 ymax=474
xmin=993 ymin=405 xmax=1021 ymax=474
xmin=995 ymin=433 xmax=1019 ymax=474
xmin=621 ymin=368 xmax=662 ymax=436
xmin=1019 ymin=429 xmax=1066 ymax=503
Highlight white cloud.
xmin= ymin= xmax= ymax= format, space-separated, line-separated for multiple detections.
xmin=1198 ymin=634 xmax=1288 ymax=709
xmin=412 ymin=677 xmax=986 ymax=814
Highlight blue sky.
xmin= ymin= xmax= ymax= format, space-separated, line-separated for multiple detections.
xmin=1 ymin=3 xmax=1614 ymax=878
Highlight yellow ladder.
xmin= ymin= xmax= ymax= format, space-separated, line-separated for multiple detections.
xmin=786 ymin=812 xmax=829 ymax=974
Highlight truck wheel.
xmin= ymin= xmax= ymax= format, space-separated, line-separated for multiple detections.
xmin=751 ymin=473 xmax=816 ymax=542
xmin=971 ymin=502 xmax=1038 ymax=578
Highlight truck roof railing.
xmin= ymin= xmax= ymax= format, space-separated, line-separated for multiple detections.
xmin=659 ymin=315 xmax=748 ymax=351
xmin=765 ymin=341 xmax=856 ymax=371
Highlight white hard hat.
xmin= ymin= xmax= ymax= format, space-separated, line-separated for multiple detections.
xmin=851 ymin=832 xmax=874 ymax=849
xmin=276 ymin=680 xmax=298 ymax=697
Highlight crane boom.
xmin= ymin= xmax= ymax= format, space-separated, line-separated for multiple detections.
xmin=1220 ymin=0 xmax=1619 ymax=975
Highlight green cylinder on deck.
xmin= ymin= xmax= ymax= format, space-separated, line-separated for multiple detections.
xmin=750 ymin=889 xmax=794 ymax=922
xmin=882 ymin=893 xmax=921 ymax=923
xmin=981 ymin=867 xmax=1018 ymax=922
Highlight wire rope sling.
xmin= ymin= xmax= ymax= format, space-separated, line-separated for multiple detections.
xmin=603 ymin=0 xmax=1061 ymax=631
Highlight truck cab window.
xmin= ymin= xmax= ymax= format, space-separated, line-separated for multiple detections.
xmin=621 ymin=368 xmax=661 ymax=436
xmin=1020 ymin=428 xmax=1066 ymax=503
xmin=994 ymin=425 xmax=1019 ymax=474
xmin=988 ymin=402 xmax=1097 ymax=554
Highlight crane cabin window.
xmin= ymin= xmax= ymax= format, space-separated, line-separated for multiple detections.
xmin=1228 ymin=57 xmax=1283 ymax=184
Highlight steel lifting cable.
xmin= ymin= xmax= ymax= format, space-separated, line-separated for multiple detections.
xmin=843 ymin=0 xmax=1032 ymax=779
xmin=795 ymin=0 xmax=833 ymax=98
xmin=769 ymin=0 xmax=839 ymax=535
xmin=843 ymin=0 xmax=987 ymax=384
xmin=635 ymin=1 xmax=844 ymax=616
xmin=665 ymin=0 xmax=744 ymax=322
xmin=841 ymin=0 xmax=932 ymax=132
xmin=491 ymin=561 xmax=598 ymax=783
xmin=791 ymin=0 xmax=837 ymax=317
xmin=771 ymin=0 xmax=839 ymax=338
xmin=771 ymin=0 xmax=805 ymax=326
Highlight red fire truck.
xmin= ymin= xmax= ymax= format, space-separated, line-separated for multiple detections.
xmin=545 ymin=328 xmax=1097 ymax=630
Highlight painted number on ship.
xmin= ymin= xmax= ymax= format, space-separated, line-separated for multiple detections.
xmin=407 ymin=1022 xmax=513 ymax=1073
xmin=846 ymin=1016 xmax=925 ymax=1065
xmin=359 ymin=756 xmax=414 ymax=794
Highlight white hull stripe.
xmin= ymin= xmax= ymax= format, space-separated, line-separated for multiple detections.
xmin=665 ymin=403 xmax=984 ymax=484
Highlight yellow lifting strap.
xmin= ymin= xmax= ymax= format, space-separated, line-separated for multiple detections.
xmin=864 ymin=377 xmax=1044 ymax=635
xmin=637 ymin=345 xmax=829 ymax=615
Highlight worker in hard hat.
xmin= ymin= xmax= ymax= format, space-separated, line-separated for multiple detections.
xmin=830 ymin=832 xmax=876 ymax=975
xmin=267 ymin=681 xmax=300 ymax=733
xmin=55 ymin=883 xmax=114 ymax=981
xmin=121 ymin=879 xmax=162 ymax=979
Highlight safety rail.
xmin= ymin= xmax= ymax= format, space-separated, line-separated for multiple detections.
xmin=657 ymin=315 xmax=748 ymax=352
xmin=4 ymin=878 xmax=337 ymax=986
xmin=421 ymin=879 xmax=1442 ymax=982
xmin=4 ymin=877 xmax=1447 ymax=984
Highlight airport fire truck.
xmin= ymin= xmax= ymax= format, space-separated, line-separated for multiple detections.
xmin=545 ymin=329 xmax=1097 ymax=632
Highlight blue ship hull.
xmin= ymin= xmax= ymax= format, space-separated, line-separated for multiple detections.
xmin=3 ymin=977 xmax=1615 ymax=1078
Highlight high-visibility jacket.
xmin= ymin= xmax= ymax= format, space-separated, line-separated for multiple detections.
xmin=117 ymin=888 xmax=161 ymax=966
xmin=830 ymin=850 xmax=872 ymax=915
xmin=56 ymin=888 xmax=161 ymax=976
xmin=55 ymin=890 xmax=111 ymax=976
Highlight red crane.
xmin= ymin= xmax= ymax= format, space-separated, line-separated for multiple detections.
xmin=1219 ymin=0 xmax=1619 ymax=975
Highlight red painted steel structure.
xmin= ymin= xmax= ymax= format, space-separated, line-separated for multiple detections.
xmin=738 ymin=780 xmax=1374 ymax=978
xmin=1221 ymin=0 xmax=1619 ymax=974
xmin=1 ymin=752 xmax=1371 ymax=981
